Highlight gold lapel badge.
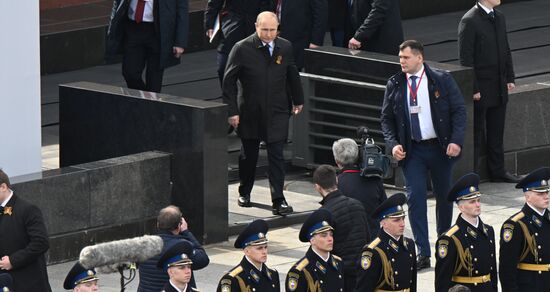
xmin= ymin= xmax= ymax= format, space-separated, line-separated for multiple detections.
xmin=275 ymin=55 xmax=283 ymax=64
xmin=434 ymin=90 xmax=440 ymax=98
xmin=3 ymin=206 xmax=12 ymax=216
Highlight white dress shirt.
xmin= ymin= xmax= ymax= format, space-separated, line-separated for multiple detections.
xmin=406 ymin=64 xmax=437 ymax=140
xmin=1 ymin=190 xmax=13 ymax=207
xmin=477 ymin=2 xmax=494 ymax=14
xmin=128 ymin=0 xmax=155 ymax=22
xmin=169 ymin=280 xmax=187 ymax=292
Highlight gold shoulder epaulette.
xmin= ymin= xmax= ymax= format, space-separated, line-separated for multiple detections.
xmin=191 ymin=288 xmax=201 ymax=292
xmin=228 ymin=265 xmax=243 ymax=277
xmin=295 ymin=258 xmax=309 ymax=271
xmin=367 ymin=237 xmax=381 ymax=249
xmin=332 ymin=254 xmax=342 ymax=261
xmin=511 ymin=212 xmax=525 ymax=222
xmin=444 ymin=225 xmax=459 ymax=237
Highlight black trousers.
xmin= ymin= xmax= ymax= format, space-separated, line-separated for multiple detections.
xmin=474 ymin=102 xmax=507 ymax=177
xmin=122 ymin=21 xmax=164 ymax=93
xmin=238 ymin=139 xmax=286 ymax=203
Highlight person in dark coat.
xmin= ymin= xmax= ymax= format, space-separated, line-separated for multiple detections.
xmin=204 ymin=0 xmax=273 ymax=85
xmin=381 ymin=40 xmax=466 ymax=271
xmin=313 ymin=164 xmax=369 ymax=291
xmin=327 ymin=0 xmax=347 ymax=47
xmin=277 ymin=0 xmax=328 ymax=69
xmin=63 ymin=262 xmax=99 ymax=291
xmin=285 ymin=209 xmax=344 ymax=291
xmin=499 ymin=167 xmax=550 ymax=292
xmin=348 ymin=0 xmax=403 ymax=55
xmin=157 ymin=241 xmax=200 ymax=292
xmin=105 ymin=0 xmax=189 ymax=93
xmin=223 ymin=12 xmax=304 ymax=216
xmin=138 ymin=205 xmax=209 ymax=291
xmin=216 ymin=219 xmax=280 ymax=292
xmin=332 ymin=137 xmax=387 ymax=239
xmin=354 ymin=193 xmax=417 ymax=292
xmin=0 ymin=274 xmax=13 ymax=292
xmin=0 ymin=169 xmax=51 ymax=292
xmin=458 ymin=1 xmax=519 ymax=183
xmin=435 ymin=173 xmax=497 ymax=292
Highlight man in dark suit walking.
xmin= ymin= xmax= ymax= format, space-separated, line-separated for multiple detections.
xmin=458 ymin=0 xmax=518 ymax=182
xmin=380 ymin=40 xmax=466 ymax=270
xmin=105 ymin=0 xmax=189 ymax=93
xmin=277 ymin=0 xmax=328 ymax=70
xmin=204 ymin=0 xmax=273 ymax=86
xmin=348 ymin=0 xmax=403 ymax=55
xmin=223 ymin=11 xmax=304 ymax=215
xmin=0 ymin=169 xmax=51 ymax=291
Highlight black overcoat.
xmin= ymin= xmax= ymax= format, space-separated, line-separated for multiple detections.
xmin=222 ymin=33 xmax=304 ymax=143
xmin=0 ymin=195 xmax=51 ymax=291
xmin=458 ymin=4 xmax=514 ymax=108
xmin=105 ymin=0 xmax=189 ymax=69
xmin=353 ymin=0 xmax=403 ymax=55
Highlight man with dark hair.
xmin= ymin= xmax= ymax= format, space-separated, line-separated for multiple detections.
xmin=380 ymin=39 xmax=466 ymax=270
xmin=313 ymin=164 xmax=369 ymax=290
xmin=223 ymin=11 xmax=304 ymax=216
xmin=105 ymin=0 xmax=189 ymax=93
xmin=458 ymin=0 xmax=519 ymax=182
xmin=137 ymin=205 xmax=209 ymax=291
xmin=332 ymin=138 xmax=387 ymax=238
xmin=0 ymin=169 xmax=51 ymax=291
xmin=348 ymin=0 xmax=403 ymax=54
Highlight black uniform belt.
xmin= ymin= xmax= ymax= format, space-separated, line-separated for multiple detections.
xmin=517 ymin=263 xmax=550 ymax=272
xmin=451 ymin=274 xmax=491 ymax=284
xmin=412 ymin=138 xmax=438 ymax=145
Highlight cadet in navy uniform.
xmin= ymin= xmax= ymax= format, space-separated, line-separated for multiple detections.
xmin=285 ymin=209 xmax=344 ymax=291
xmin=217 ymin=219 xmax=280 ymax=292
xmin=0 ymin=274 xmax=12 ymax=292
xmin=157 ymin=241 xmax=200 ymax=292
xmin=63 ymin=262 xmax=99 ymax=291
xmin=354 ymin=193 xmax=417 ymax=292
xmin=499 ymin=167 xmax=550 ymax=292
xmin=435 ymin=173 xmax=497 ymax=292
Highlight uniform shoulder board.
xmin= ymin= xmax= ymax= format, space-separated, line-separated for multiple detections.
xmin=228 ymin=265 xmax=244 ymax=277
xmin=444 ymin=225 xmax=459 ymax=237
xmin=332 ymin=254 xmax=342 ymax=261
xmin=511 ymin=212 xmax=525 ymax=222
xmin=367 ymin=237 xmax=381 ymax=249
xmin=295 ymin=258 xmax=309 ymax=271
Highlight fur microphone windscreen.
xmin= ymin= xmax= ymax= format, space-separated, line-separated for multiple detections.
xmin=79 ymin=235 xmax=164 ymax=270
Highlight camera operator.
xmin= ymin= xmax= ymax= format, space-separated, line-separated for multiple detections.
xmin=332 ymin=137 xmax=387 ymax=239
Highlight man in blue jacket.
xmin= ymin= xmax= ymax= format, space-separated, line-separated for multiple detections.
xmin=137 ymin=205 xmax=209 ymax=291
xmin=380 ymin=40 xmax=466 ymax=270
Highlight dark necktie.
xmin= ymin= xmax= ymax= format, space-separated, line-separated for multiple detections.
xmin=135 ymin=0 xmax=146 ymax=23
xmin=409 ymin=76 xmax=422 ymax=142
xmin=488 ymin=11 xmax=495 ymax=20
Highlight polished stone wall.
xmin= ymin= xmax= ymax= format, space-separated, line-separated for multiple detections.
xmin=11 ymin=151 xmax=171 ymax=263
xmin=59 ymin=82 xmax=228 ymax=244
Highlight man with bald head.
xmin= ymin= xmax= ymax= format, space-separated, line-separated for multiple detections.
xmin=223 ymin=11 xmax=304 ymax=216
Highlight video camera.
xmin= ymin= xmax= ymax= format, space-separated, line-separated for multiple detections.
xmin=356 ymin=126 xmax=391 ymax=179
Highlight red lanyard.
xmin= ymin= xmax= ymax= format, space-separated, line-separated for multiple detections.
xmin=342 ymin=169 xmax=360 ymax=173
xmin=407 ymin=68 xmax=425 ymax=104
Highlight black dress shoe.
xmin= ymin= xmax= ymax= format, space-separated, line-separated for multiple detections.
xmin=272 ymin=201 xmax=293 ymax=216
xmin=417 ymin=255 xmax=430 ymax=270
xmin=238 ymin=196 xmax=252 ymax=207
xmin=490 ymin=172 xmax=522 ymax=183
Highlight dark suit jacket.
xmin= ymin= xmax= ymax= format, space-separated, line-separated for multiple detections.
xmin=380 ymin=63 xmax=466 ymax=163
xmin=0 ymin=195 xmax=51 ymax=292
xmin=353 ymin=0 xmax=403 ymax=55
xmin=458 ymin=4 xmax=515 ymax=108
xmin=162 ymin=282 xmax=199 ymax=291
xmin=278 ymin=0 xmax=328 ymax=68
xmin=204 ymin=0 xmax=273 ymax=54
xmin=216 ymin=256 xmax=279 ymax=292
xmin=105 ymin=0 xmax=189 ymax=69
xmin=222 ymin=34 xmax=304 ymax=143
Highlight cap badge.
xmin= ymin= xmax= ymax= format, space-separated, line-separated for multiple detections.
xmin=87 ymin=270 xmax=94 ymax=276
xmin=542 ymin=180 xmax=548 ymax=186
xmin=469 ymin=186 xmax=476 ymax=193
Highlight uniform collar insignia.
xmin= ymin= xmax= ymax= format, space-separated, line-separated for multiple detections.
xmin=265 ymin=267 xmax=272 ymax=280
xmin=467 ymin=227 xmax=478 ymax=238
xmin=389 ymin=239 xmax=399 ymax=252
xmin=532 ymin=215 xmax=543 ymax=228
xmin=331 ymin=257 xmax=339 ymax=270
xmin=403 ymin=238 xmax=409 ymax=251
xmin=250 ymin=269 xmax=260 ymax=283
xmin=316 ymin=261 xmax=326 ymax=274
xmin=483 ymin=225 xmax=488 ymax=236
